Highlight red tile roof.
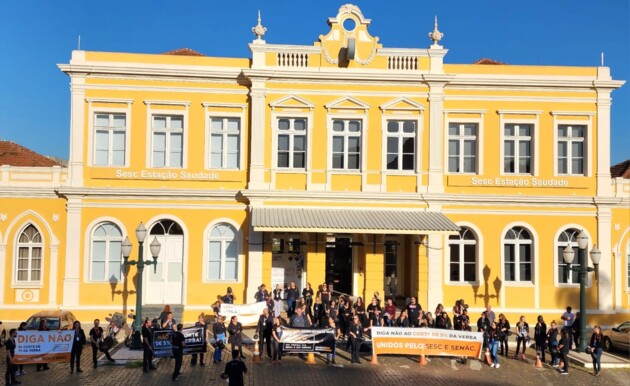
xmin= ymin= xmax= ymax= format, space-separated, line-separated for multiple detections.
xmin=0 ymin=140 xmax=63 ymax=167
xmin=474 ymin=58 xmax=507 ymax=65
xmin=163 ymin=48 xmax=205 ymax=56
xmin=611 ymin=159 xmax=630 ymax=179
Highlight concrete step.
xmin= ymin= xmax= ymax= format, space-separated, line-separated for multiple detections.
xmin=567 ymin=349 xmax=630 ymax=369
xmin=141 ymin=305 xmax=184 ymax=324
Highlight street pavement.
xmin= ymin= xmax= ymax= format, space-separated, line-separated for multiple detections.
xmin=3 ymin=342 xmax=629 ymax=385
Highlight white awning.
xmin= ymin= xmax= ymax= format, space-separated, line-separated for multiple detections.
xmin=251 ymin=207 xmax=460 ymax=235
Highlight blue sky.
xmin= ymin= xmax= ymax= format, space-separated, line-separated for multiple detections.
xmin=1 ymin=0 xmax=628 ymax=164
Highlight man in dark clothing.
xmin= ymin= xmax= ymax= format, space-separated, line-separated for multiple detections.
xmin=5 ymin=329 xmax=20 ymax=386
xmin=142 ymin=318 xmax=157 ymax=372
xmin=255 ymin=309 xmax=274 ymax=358
xmin=349 ymin=316 xmax=364 ymax=364
xmin=190 ymin=315 xmax=206 ymax=366
xmin=406 ymin=297 xmax=422 ymax=327
xmin=289 ymin=307 xmax=310 ymax=328
xmin=255 ymin=284 xmax=269 ymax=303
xmin=89 ymin=319 xmax=114 ymax=368
xmin=171 ymin=324 xmax=186 ymax=381
xmin=223 ymin=350 xmax=247 ymax=386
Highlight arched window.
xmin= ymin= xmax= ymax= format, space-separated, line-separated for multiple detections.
xmin=208 ymin=223 xmax=238 ymax=281
xmin=16 ymin=224 xmax=43 ymax=282
xmin=91 ymin=222 xmax=123 ymax=281
xmin=504 ymin=226 xmax=533 ymax=282
xmin=448 ymin=226 xmax=477 ymax=282
xmin=557 ymin=228 xmax=580 ymax=284
xmin=149 ymin=219 xmax=183 ymax=235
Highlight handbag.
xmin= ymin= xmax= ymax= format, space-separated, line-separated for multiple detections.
xmin=550 ymin=346 xmax=559 ymax=356
xmin=585 ymin=347 xmax=593 ymax=355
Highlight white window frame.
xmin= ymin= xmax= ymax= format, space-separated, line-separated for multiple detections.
xmin=144 ymin=101 xmax=190 ymax=169
xmin=202 ymin=219 xmax=243 ymax=283
xmin=555 ymin=228 xmax=580 ymax=286
xmin=273 ymin=116 xmax=308 ymax=170
xmin=382 ymin=118 xmax=419 ymax=173
xmin=446 ymin=121 xmax=480 ymax=174
xmin=498 ymin=111 xmax=540 ymax=176
xmin=502 ymin=226 xmax=534 ymax=284
xmin=552 ymin=113 xmax=593 ymax=177
xmin=92 ymin=112 xmax=128 ymax=167
xmin=327 ymin=115 xmax=365 ymax=172
xmin=205 ymin=111 xmax=246 ymax=170
xmin=86 ymin=99 xmax=133 ymax=168
xmin=446 ymin=226 xmax=479 ymax=285
xmin=626 ymin=241 xmax=630 ymax=291
xmin=88 ymin=221 xmax=124 ymax=283
xmin=12 ymin=223 xmax=44 ymax=287
xmin=150 ymin=114 xmax=185 ymax=168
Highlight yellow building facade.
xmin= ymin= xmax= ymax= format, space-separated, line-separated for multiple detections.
xmin=1 ymin=5 xmax=628 ymax=326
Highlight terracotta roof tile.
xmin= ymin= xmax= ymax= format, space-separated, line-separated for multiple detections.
xmin=163 ymin=48 xmax=205 ymax=56
xmin=474 ymin=58 xmax=507 ymax=65
xmin=611 ymin=159 xmax=630 ymax=179
xmin=0 ymin=140 xmax=63 ymax=167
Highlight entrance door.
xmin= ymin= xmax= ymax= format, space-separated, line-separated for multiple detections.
xmin=326 ymin=238 xmax=353 ymax=295
xmin=146 ymin=220 xmax=183 ymax=305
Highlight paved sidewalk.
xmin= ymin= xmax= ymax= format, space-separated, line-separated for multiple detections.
xmin=568 ymin=349 xmax=630 ymax=369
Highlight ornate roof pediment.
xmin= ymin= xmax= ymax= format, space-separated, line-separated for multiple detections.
xmin=380 ymin=97 xmax=425 ymax=112
xmin=269 ymin=95 xmax=315 ymax=110
xmin=325 ymin=95 xmax=370 ymax=111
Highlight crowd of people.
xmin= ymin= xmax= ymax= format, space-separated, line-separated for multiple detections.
xmin=2 ymin=286 xmax=608 ymax=385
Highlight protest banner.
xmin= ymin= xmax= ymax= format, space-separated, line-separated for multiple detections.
xmin=13 ymin=330 xmax=75 ymax=364
xmin=371 ymin=327 xmax=484 ymax=359
xmin=220 ymin=301 xmax=268 ymax=326
xmin=153 ymin=325 xmax=207 ymax=357
xmin=280 ymin=327 xmax=335 ymax=354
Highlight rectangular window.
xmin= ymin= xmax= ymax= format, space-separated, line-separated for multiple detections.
xmin=152 ymin=115 xmax=183 ymax=168
xmin=386 ymin=120 xmax=415 ymax=171
xmin=557 ymin=246 xmax=579 ymax=284
xmin=276 ymin=118 xmax=307 ymax=169
xmin=94 ymin=113 xmax=126 ymax=166
xmin=210 ymin=117 xmax=240 ymax=169
xmin=557 ymin=125 xmax=585 ymax=175
xmin=504 ymin=244 xmax=515 ymax=281
xmin=331 ymin=119 xmax=361 ymax=170
xmin=448 ymin=123 xmax=477 ymax=173
xmin=503 ymin=124 xmax=532 ymax=174
xmin=384 ymin=242 xmax=397 ymax=277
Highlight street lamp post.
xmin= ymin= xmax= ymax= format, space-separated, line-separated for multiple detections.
xmin=562 ymin=230 xmax=601 ymax=353
xmin=121 ymin=222 xmax=161 ymax=350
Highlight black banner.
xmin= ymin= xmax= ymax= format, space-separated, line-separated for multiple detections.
xmin=279 ymin=327 xmax=335 ymax=354
xmin=152 ymin=326 xmax=207 ymax=357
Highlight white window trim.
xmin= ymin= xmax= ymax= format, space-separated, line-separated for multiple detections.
xmin=444 ymin=116 xmax=484 ymax=175
xmin=553 ymin=225 xmax=594 ymax=288
xmin=202 ymin=219 xmax=243 ymax=283
xmin=144 ymin=102 xmax=189 ymax=169
xmin=12 ymin=223 xmax=44 ymax=288
xmin=87 ymin=99 xmax=132 ymax=168
xmin=82 ymin=217 xmax=128 ymax=283
xmin=552 ymin=116 xmax=593 ymax=177
xmin=445 ymin=222 xmax=483 ymax=286
xmin=270 ymin=111 xmax=313 ymax=173
xmin=626 ymin=241 xmax=630 ymax=292
xmin=500 ymin=223 xmax=537 ymax=287
xmin=326 ymin=113 xmax=368 ymax=174
xmin=204 ymin=111 xmax=246 ymax=171
xmin=381 ymin=114 xmax=423 ymax=175
xmin=498 ymin=112 xmax=540 ymax=177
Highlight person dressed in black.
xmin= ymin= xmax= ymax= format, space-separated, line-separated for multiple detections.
xmin=271 ymin=317 xmax=284 ymax=364
xmin=396 ymin=310 xmax=410 ymax=328
xmin=36 ymin=319 xmax=50 ymax=371
xmin=222 ymin=350 xmax=247 ymax=386
xmin=406 ymin=297 xmax=422 ymax=327
xmin=547 ymin=320 xmax=560 ymax=366
xmin=222 ymin=287 xmax=236 ymax=304
xmin=5 ymin=329 xmax=19 ymax=386
xmin=558 ymin=328 xmax=570 ymax=374
xmin=286 ymin=282 xmax=299 ymax=317
xmin=349 ymin=315 xmax=365 ymax=364
xmin=534 ymin=315 xmax=547 ymax=363
xmin=255 ymin=309 xmax=273 ymax=359
xmin=142 ymin=318 xmax=157 ymax=372
xmin=228 ymin=316 xmax=245 ymax=359
xmin=213 ymin=316 xmax=227 ymax=363
xmin=497 ymin=314 xmax=511 ymax=356
xmin=255 ymin=284 xmax=269 ymax=303
xmin=190 ymin=315 xmax=206 ymax=366
xmin=171 ymin=324 xmax=186 ymax=381
xmin=589 ymin=325 xmax=604 ymax=376
xmin=16 ymin=322 xmax=27 ymax=376
xmin=320 ymin=282 xmax=331 ymax=312
xmin=302 ymin=283 xmax=314 ymax=317
xmin=89 ymin=318 xmax=114 ymax=369
xmin=70 ymin=321 xmax=86 ymax=374
xmin=368 ymin=307 xmax=384 ymax=338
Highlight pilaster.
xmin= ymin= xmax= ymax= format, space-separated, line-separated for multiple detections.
xmin=426 ymin=234 xmax=444 ymax=311
xmin=596 ymin=207 xmax=613 ymax=311
xmin=424 ymin=76 xmax=452 ymax=193
xmin=246 ymin=224 xmax=263 ymax=302
xmin=68 ymin=50 xmax=87 ymax=187
xmin=62 ymin=196 xmax=83 ymax=307
xmin=364 ymin=236 xmax=384 ymax=301
xmin=248 ymin=79 xmax=269 ymax=190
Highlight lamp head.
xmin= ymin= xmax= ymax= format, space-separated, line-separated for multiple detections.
xmin=589 ymin=245 xmax=601 ymax=265
xmin=562 ymin=245 xmax=575 ymax=265
xmin=576 ymin=230 xmax=588 ymax=250
xmin=150 ymin=236 xmax=161 ymax=258
xmin=136 ymin=222 xmax=147 ymax=243
xmin=121 ymin=236 xmax=132 ymax=261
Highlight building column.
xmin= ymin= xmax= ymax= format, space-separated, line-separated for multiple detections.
xmin=248 ymin=78 xmax=268 ymax=190
xmin=416 ymin=235 xmax=428 ymax=308
xmin=424 ymin=77 xmax=451 ymax=194
xmin=48 ymin=244 xmax=59 ymax=307
xmin=364 ymin=235 xmax=384 ymax=301
xmin=596 ymin=207 xmax=613 ymax=311
xmin=62 ymin=196 xmax=83 ymax=307
xmin=595 ymin=67 xmax=613 ymax=197
xmin=246 ymin=225 xmax=263 ymax=302
xmin=426 ymin=234 xmax=444 ymax=311
xmin=68 ymin=51 xmax=87 ymax=187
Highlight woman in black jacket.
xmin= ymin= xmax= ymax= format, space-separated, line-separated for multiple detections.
xmin=534 ymin=315 xmax=547 ymax=363
xmin=546 ymin=320 xmax=559 ymax=366
xmin=302 ymin=282 xmax=314 ymax=317
xmin=212 ymin=316 xmax=227 ymax=363
xmin=497 ymin=314 xmax=510 ymax=356
xmin=227 ymin=316 xmax=245 ymax=359
xmin=589 ymin=325 xmax=604 ymax=376
xmin=70 ymin=321 xmax=86 ymax=374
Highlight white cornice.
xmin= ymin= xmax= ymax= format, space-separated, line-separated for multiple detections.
xmin=85 ymin=97 xmax=134 ymax=104
xmin=202 ymin=102 xmax=248 ymax=110
xmin=56 ymin=187 xmax=244 ymax=200
xmin=249 ymin=44 xmax=320 ymax=54
xmin=497 ymin=109 xmax=543 ymax=116
xmin=378 ymin=48 xmax=431 ymax=57
xmin=84 ymin=83 xmax=249 ymax=95
xmin=443 ymin=109 xmax=487 ymax=114
xmin=144 ymin=100 xmax=191 ymax=106
xmin=58 ymin=62 xmax=243 ymax=80
xmin=550 ymin=111 xmax=596 ymax=116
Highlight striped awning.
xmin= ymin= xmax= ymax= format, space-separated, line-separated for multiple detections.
xmin=251 ymin=207 xmax=460 ymax=235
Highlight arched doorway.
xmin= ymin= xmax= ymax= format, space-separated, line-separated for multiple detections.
xmin=145 ymin=219 xmax=184 ymax=305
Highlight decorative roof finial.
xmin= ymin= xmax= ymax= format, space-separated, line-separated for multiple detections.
xmin=428 ymin=15 xmax=444 ymax=47
xmin=252 ymin=10 xmax=267 ymax=42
